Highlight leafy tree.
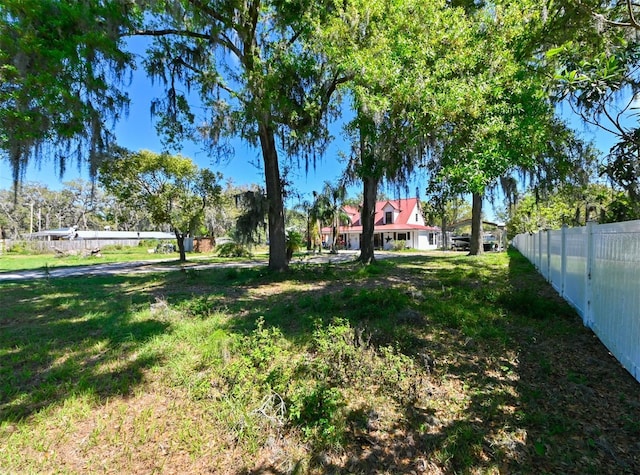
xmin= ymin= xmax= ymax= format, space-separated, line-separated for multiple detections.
xmin=429 ymin=1 xmax=592 ymax=254
xmin=312 ymin=181 xmax=349 ymax=254
xmin=127 ymin=1 xmax=352 ymax=271
xmin=423 ymin=181 xmax=471 ymax=249
xmin=293 ymin=199 xmax=314 ymax=251
xmin=99 ymin=149 xmax=222 ymax=262
xmin=101 ymin=192 xmax=154 ymax=232
xmin=0 ymin=182 xmax=76 ymax=236
xmin=205 ymin=180 xmax=253 ymax=242
xmin=2 ymin=1 xmax=352 ymax=270
xmin=542 ymin=1 xmax=640 ymax=220
xmin=507 ymin=183 xmax=617 ymax=238
xmin=0 ymin=0 xmax=133 ymax=187
xmin=333 ymin=0 xmax=471 ymax=263
xmin=233 ymin=189 xmax=269 ymax=248
xmin=63 ymin=179 xmax=110 ymax=230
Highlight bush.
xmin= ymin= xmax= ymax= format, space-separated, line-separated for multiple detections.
xmin=286 ymin=230 xmax=303 ymax=261
xmin=391 ymin=241 xmax=408 ymax=251
xmin=288 ymin=384 xmax=346 ymax=447
xmin=216 ymin=242 xmax=252 ymax=258
xmin=7 ymin=241 xmax=49 ymax=255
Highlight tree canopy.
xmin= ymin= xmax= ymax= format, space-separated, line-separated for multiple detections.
xmin=543 ymin=1 xmax=640 ymax=220
xmin=0 ymin=0 xmax=133 ymax=186
xmin=99 ymin=149 xmax=222 ymax=262
xmin=3 ymin=0 xmax=637 ymax=267
xmin=128 ymin=0 xmax=353 ymax=270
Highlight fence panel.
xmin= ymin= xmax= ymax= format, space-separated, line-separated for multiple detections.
xmin=513 ymin=220 xmax=640 ymax=384
xmin=3 ymin=239 xmax=174 ymax=254
xmin=590 ymin=221 xmax=640 ymax=382
xmin=548 ymin=230 xmax=563 ymax=293
xmin=539 ymin=231 xmax=549 ymax=280
xmin=563 ymin=226 xmax=588 ymax=317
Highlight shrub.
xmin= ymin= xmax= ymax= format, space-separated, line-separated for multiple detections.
xmin=391 ymin=241 xmax=408 ymax=251
xmin=286 ymin=230 xmax=303 ymax=261
xmin=289 ymin=383 xmax=346 ymax=448
xmin=216 ymin=242 xmax=252 ymax=258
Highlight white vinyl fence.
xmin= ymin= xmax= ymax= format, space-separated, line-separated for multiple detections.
xmin=512 ymin=220 xmax=640 ymax=384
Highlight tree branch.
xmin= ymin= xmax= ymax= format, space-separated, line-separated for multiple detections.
xmin=128 ymin=28 xmax=210 ymax=40
xmin=593 ymin=1 xmax=640 ymax=30
xmin=627 ymin=0 xmax=640 ymax=30
xmin=173 ymin=57 xmax=241 ymax=101
xmin=319 ymin=72 xmax=356 ymax=114
xmin=568 ymin=100 xmax=623 ymax=138
xmin=186 ymin=0 xmax=229 ymax=25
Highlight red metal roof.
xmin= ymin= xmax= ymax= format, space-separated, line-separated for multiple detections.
xmin=323 ymin=198 xmax=440 ymax=233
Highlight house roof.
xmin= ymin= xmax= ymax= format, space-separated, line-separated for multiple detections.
xmin=323 ymin=198 xmax=440 ymax=234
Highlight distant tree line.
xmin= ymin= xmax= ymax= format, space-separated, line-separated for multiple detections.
xmin=0 ymin=169 xmax=259 ymax=244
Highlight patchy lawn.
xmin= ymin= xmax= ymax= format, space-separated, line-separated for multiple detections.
xmin=0 ymin=249 xmax=638 ymax=474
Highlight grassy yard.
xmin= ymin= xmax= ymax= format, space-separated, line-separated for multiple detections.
xmin=0 ymin=244 xmax=266 ymax=273
xmin=0 ymin=249 xmax=638 ymax=474
xmin=0 ymin=245 xmax=180 ymax=272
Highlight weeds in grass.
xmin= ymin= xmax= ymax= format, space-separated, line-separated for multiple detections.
xmin=0 ymin=251 xmax=638 ymax=474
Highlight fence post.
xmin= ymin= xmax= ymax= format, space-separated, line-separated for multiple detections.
xmin=561 ymin=224 xmax=567 ymax=299
xmin=546 ymin=230 xmax=551 ymax=282
xmin=584 ymin=221 xmax=595 ymax=328
xmin=537 ymin=230 xmax=542 ymax=270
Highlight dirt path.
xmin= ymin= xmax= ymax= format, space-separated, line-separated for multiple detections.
xmin=0 ymin=250 xmax=373 ymax=281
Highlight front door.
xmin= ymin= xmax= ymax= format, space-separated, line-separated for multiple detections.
xmin=374 ymin=233 xmax=382 ymax=249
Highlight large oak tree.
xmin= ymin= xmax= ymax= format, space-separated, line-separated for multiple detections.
xmin=1 ymin=1 xmax=352 ymax=271
xmin=128 ymin=0 xmax=352 ymax=270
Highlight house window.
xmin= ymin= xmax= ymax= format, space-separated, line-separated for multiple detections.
xmin=415 ymin=213 xmax=418 ymax=222
xmin=385 ymin=211 xmax=393 ymax=224
xmin=398 ymin=232 xmax=407 ymax=241
xmin=429 ymin=233 xmax=435 ymax=245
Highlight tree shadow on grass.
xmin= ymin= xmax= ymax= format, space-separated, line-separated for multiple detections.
xmin=0 ymin=273 xmax=175 ymax=422
xmin=3 ymin=252 xmax=637 ymax=473
xmin=500 ymin=248 xmax=640 ymax=474
xmin=232 ymin=251 xmax=640 ymax=474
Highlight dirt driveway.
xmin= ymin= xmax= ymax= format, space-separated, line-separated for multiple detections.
xmin=0 ymin=250 xmax=374 ymax=282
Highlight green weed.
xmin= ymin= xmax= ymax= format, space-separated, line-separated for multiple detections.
xmin=0 ymin=251 xmax=637 ymax=474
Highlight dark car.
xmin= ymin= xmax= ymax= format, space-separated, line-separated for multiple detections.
xmin=451 ymin=236 xmax=470 ymax=251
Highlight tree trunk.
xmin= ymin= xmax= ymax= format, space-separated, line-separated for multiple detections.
xmin=174 ymin=229 xmax=187 ymax=262
xmin=356 ymin=112 xmax=379 ymax=265
xmin=316 ymin=218 xmax=322 ymax=254
xmin=469 ymin=192 xmax=484 ymax=255
xmin=358 ymin=175 xmax=378 ymax=264
xmin=258 ymin=119 xmax=288 ymax=271
xmin=441 ymin=215 xmax=448 ymax=250
xmin=330 ymin=221 xmax=338 ymax=253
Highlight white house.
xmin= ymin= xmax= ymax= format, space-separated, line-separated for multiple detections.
xmin=322 ymin=198 xmax=441 ymax=251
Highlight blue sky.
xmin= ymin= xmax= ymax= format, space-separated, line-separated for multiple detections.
xmin=0 ymin=65 xmax=354 ymax=204
xmin=0 ymin=90 xmax=616 ymax=221
xmin=0 ymin=35 xmax=621 ymax=215
xmin=0 ymin=34 xmax=357 ymax=204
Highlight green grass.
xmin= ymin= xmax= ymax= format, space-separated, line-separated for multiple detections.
xmin=0 ymin=249 xmax=638 ymax=474
xmin=0 ymin=245 xmax=268 ymax=273
xmin=0 ymin=245 xmax=173 ymax=272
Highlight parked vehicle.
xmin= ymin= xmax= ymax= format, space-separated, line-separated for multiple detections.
xmin=451 ymin=235 xmax=499 ymax=252
xmin=451 ymin=236 xmax=470 ymax=251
